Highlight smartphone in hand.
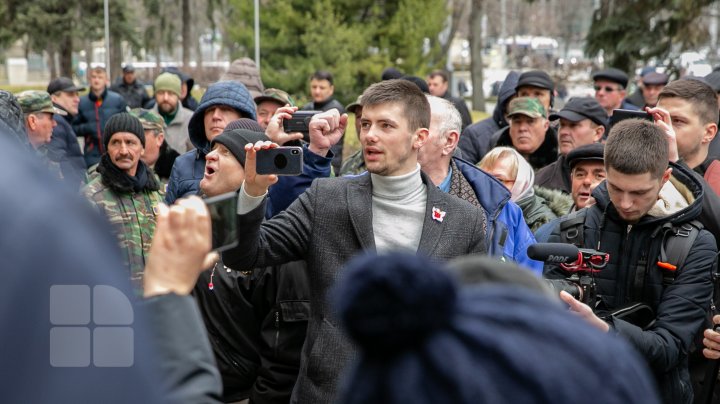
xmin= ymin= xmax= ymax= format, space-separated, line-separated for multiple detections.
xmin=610 ymin=109 xmax=654 ymax=128
xmin=204 ymin=191 xmax=239 ymax=252
xmin=256 ymin=146 xmax=303 ymax=176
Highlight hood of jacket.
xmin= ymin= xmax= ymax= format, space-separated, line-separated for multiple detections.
xmin=493 ymin=71 xmax=520 ymax=129
xmin=592 ymin=161 xmax=705 ymax=227
xmin=453 ymin=157 xmax=511 ymax=219
xmin=534 ymin=186 xmax=573 ymax=217
xmin=188 ymin=81 xmax=257 ymax=155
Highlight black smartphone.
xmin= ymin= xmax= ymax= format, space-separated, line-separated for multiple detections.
xmin=283 ymin=110 xmax=320 ymax=143
xmin=610 ymin=109 xmax=653 ymax=128
xmin=204 ymin=191 xmax=239 ymax=252
xmin=256 ymin=146 xmax=303 ymax=176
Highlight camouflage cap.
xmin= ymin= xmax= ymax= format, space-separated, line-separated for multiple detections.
xmin=506 ymin=97 xmax=546 ymax=119
xmin=346 ymin=95 xmax=363 ymax=114
xmin=15 ymin=90 xmax=66 ymax=116
xmin=254 ymin=88 xmax=294 ymax=107
xmin=130 ymin=108 xmax=165 ymax=132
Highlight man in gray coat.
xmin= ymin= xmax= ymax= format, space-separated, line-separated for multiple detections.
xmin=223 ymin=79 xmax=487 ymax=404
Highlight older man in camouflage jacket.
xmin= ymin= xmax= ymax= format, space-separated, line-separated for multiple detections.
xmin=82 ymin=112 xmax=163 ymax=294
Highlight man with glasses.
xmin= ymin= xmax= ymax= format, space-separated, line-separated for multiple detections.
xmin=593 ymin=68 xmax=639 ymax=119
xmin=47 ymin=77 xmax=88 ymax=189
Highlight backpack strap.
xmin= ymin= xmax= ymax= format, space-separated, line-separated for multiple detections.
xmin=558 ymin=209 xmax=587 ymax=248
xmin=658 ymin=219 xmax=704 ymax=286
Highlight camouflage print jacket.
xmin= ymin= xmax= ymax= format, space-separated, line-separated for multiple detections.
xmin=82 ymin=159 xmax=163 ymax=294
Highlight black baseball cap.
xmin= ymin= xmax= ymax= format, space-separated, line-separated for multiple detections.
xmin=516 ymin=70 xmax=554 ymax=91
xmin=122 ymin=64 xmax=135 ymax=73
xmin=47 ymin=77 xmax=86 ymax=94
xmin=549 ymin=97 xmax=608 ymax=130
xmin=567 ymin=143 xmax=605 ymax=168
xmin=592 ymin=68 xmax=629 ymax=88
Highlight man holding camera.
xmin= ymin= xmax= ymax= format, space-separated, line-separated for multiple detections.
xmin=544 ymin=119 xmax=716 ymax=404
xmin=224 ymin=79 xmax=487 ymax=403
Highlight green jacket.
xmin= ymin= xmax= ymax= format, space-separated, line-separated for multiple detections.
xmin=82 ymin=174 xmax=163 ymax=293
xmin=517 ymin=186 xmax=573 ymax=232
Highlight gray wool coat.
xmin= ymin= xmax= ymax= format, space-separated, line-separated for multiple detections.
xmin=223 ymin=171 xmax=488 ymax=404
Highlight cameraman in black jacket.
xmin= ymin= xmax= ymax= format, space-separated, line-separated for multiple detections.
xmin=544 ymin=119 xmax=716 ymax=404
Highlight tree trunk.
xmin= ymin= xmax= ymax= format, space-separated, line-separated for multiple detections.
xmin=59 ymin=32 xmax=73 ymax=78
xmin=470 ymin=0 xmax=485 ymax=113
xmin=48 ymin=49 xmax=58 ymax=80
xmin=110 ymin=35 xmax=123 ymax=83
xmin=155 ymin=45 xmax=162 ymax=77
xmin=439 ymin=0 xmax=468 ymax=65
xmin=182 ymin=0 xmax=191 ymax=68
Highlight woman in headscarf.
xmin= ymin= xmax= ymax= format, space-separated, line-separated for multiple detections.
xmin=478 ymin=147 xmax=571 ymax=231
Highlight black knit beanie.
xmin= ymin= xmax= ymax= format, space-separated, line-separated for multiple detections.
xmin=224 ymin=118 xmax=264 ymax=133
xmin=103 ymin=112 xmax=145 ymax=150
xmin=211 ymin=128 xmax=269 ymax=167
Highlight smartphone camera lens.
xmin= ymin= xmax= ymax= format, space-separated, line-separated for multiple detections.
xmin=291 ymin=149 xmax=299 ymax=155
xmin=274 ymin=154 xmax=288 ymax=169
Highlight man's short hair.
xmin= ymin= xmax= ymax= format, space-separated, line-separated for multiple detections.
xmin=90 ymin=66 xmax=107 ymax=75
xmin=605 ymin=119 xmax=668 ymax=179
xmin=427 ymin=95 xmax=462 ymax=135
xmin=428 ymin=70 xmax=449 ymax=83
xmin=311 ymin=70 xmax=334 ymax=85
xmin=658 ymin=79 xmax=719 ymax=126
xmin=361 ymin=80 xmax=430 ymax=132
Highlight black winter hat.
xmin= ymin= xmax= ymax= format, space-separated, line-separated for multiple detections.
xmin=210 ymin=128 xmax=269 ymax=167
xmin=516 ymin=70 xmax=555 ymax=91
xmin=224 ymin=118 xmax=264 ymax=133
xmin=103 ymin=112 xmax=145 ymax=150
xmin=401 ymin=75 xmax=430 ymax=94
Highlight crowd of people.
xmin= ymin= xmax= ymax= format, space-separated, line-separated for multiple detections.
xmin=5 ymin=57 xmax=720 ymax=404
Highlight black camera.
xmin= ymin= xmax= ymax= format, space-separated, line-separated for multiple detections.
xmin=283 ymin=110 xmax=320 ymax=143
xmin=528 ymin=243 xmax=610 ymax=305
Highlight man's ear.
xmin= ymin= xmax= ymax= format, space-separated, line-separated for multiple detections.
xmin=444 ymin=131 xmax=460 ymax=156
xmin=157 ymin=133 xmax=165 ymax=147
xmin=594 ymin=125 xmax=605 ymax=142
xmin=703 ymin=122 xmax=718 ymax=145
xmin=661 ymin=167 xmax=672 ymax=185
xmin=26 ymin=115 xmax=37 ymax=131
xmin=414 ymin=128 xmax=429 ymax=150
xmin=542 ymin=118 xmax=549 ymax=131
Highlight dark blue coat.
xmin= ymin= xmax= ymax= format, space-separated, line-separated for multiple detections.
xmin=72 ymin=88 xmax=127 ymax=167
xmin=49 ymin=108 xmax=86 ymax=189
xmin=453 ymin=157 xmax=542 ymax=274
xmin=458 ymin=71 xmax=519 ymax=164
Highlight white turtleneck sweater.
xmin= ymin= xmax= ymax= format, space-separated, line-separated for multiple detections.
xmin=237 ymin=164 xmax=428 ymax=253
xmin=370 ymin=164 xmax=427 ymax=253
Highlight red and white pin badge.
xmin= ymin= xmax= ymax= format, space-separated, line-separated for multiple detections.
xmin=432 ymin=207 xmax=446 ymax=222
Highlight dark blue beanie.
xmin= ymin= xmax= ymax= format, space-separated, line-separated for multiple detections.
xmin=332 ymin=252 xmax=660 ymax=404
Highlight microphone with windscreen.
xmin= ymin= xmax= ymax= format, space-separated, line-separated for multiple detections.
xmin=527 ymin=243 xmax=581 ymax=265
